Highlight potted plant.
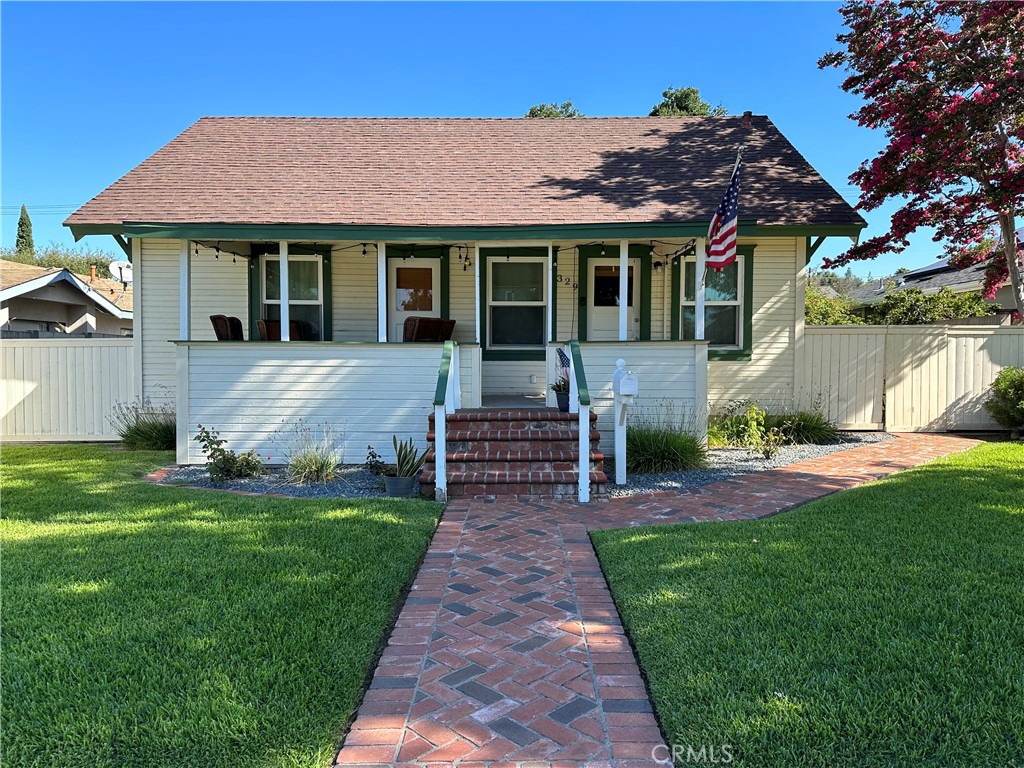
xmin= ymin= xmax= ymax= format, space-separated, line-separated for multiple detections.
xmin=383 ymin=435 xmax=428 ymax=497
xmin=551 ymin=376 xmax=571 ymax=412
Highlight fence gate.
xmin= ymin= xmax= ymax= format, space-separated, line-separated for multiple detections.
xmin=803 ymin=325 xmax=1024 ymax=432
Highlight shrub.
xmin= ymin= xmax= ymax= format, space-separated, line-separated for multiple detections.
xmin=364 ymin=445 xmax=387 ymax=476
xmin=985 ymin=366 xmax=1024 ymax=434
xmin=278 ymin=421 xmax=344 ymax=484
xmin=709 ymin=401 xmax=839 ymax=448
xmin=194 ymin=424 xmax=264 ymax=480
xmin=626 ymin=404 xmax=707 ymax=473
xmin=108 ymin=396 xmax=176 ymax=450
xmin=390 ymin=436 xmax=428 ymax=478
xmin=769 ymin=411 xmax=840 ymax=444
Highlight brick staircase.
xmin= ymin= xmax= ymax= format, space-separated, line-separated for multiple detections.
xmin=420 ymin=408 xmax=607 ymax=499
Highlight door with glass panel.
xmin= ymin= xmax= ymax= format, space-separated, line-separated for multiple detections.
xmin=587 ymin=259 xmax=640 ymax=341
xmin=388 ymin=260 xmax=440 ymax=341
xmin=262 ymin=255 xmax=324 ymax=340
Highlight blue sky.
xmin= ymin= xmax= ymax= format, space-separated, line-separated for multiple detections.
xmin=1 ymin=1 xmax=942 ymax=277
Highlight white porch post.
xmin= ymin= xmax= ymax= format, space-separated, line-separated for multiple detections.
xmin=547 ymin=243 xmax=555 ymax=342
xmin=618 ymin=240 xmax=629 ymax=341
xmin=377 ymin=241 xmax=387 ymax=342
xmin=279 ymin=241 xmax=290 ymax=341
xmin=473 ymin=243 xmax=481 ymax=343
xmin=695 ymin=237 xmax=706 ymax=341
xmin=179 ymin=240 xmax=191 ymax=339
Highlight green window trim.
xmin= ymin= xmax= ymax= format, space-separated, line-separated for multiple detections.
xmin=479 ymin=246 xmax=550 ymax=362
xmin=247 ymin=243 xmax=333 ymax=341
xmin=386 ymin=245 xmax=450 ymax=320
xmin=671 ymin=244 xmax=755 ymax=361
xmin=576 ymin=244 xmax=652 ymax=342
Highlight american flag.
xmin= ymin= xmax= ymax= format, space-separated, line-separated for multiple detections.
xmin=556 ymin=347 xmax=571 ymax=382
xmin=706 ymin=153 xmax=742 ymax=271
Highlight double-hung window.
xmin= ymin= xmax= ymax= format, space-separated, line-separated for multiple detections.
xmin=262 ymin=255 xmax=324 ymax=340
xmin=680 ymin=255 xmax=744 ymax=348
xmin=488 ymin=259 xmax=547 ymax=349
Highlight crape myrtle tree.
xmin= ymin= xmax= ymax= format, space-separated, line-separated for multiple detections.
xmin=820 ymin=0 xmax=1024 ymax=315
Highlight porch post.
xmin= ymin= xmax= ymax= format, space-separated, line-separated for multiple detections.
xmin=377 ymin=241 xmax=387 ymax=342
xmin=618 ymin=240 xmax=628 ymax=340
xmin=547 ymin=243 xmax=555 ymax=342
xmin=473 ymin=244 xmax=481 ymax=343
xmin=279 ymin=241 xmax=290 ymax=340
xmin=179 ymin=240 xmax=191 ymax=340
xmin=694 ymin=237 xmax=706 ymax=340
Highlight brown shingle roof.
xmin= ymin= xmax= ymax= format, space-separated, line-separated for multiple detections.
xmin=0 ymin=259 xmax=133 ymax=312
xmin=65 ymin=116 xmax=864 ymax=230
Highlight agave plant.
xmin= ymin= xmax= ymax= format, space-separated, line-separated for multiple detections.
xmin=392 ymin=436 xmax=428 ymax=477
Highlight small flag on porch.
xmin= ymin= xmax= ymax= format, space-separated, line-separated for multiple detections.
xmin=706 ymin=149 xmax=742 ymax=271
xmin=557 ymin=347 xmax=571 ymax=382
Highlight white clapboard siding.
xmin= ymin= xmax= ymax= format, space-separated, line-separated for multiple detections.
xmin=458 ymin=344 xmax=483 ymax=408
xmin=178 ymin=342 xmax=471 ymax=464
xmin=802 ymin=327 xmax=886 ymax=429
xmin=482 ymin=360 xmax=548 ymax=396
xmin=2 ymin=338 xmax=134 ymax=440
xmin=140 ymin=239 xmax=180 ymax=403
xmin=190 ymin=245 xmax=250 ymax=341
xmin=803 ymin=325 xmax=1024 ymax=431
xmin=449 ymin=251 xmax=478 ymax=344
xmin=332 ymin=245 xmax=378 ymax=341
xmin=547 ymin=342 xmax=702 ymax=455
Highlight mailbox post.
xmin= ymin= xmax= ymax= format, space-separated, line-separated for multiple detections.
xmin=611 ymin=359 xmax=638 ymax=485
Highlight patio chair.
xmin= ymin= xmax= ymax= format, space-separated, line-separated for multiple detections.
xmin=210 ymin=314 xmax=231 ymax=340
xmin=226 ymin=316 xmax=245 ymax=340
xmin=403 ymin=316 xmax=456 ymax=342
xmin=257 ymin=319 xmax=306 ymax=341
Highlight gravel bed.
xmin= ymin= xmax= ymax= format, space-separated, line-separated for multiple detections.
xmin=606 ymin=432 xmax=893 ymax=497
xmin=159 ymin=465 xmax=398 ymax=498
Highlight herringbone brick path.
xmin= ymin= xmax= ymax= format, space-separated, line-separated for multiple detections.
xmin=335 ymin=434 xmax=979 ymax=768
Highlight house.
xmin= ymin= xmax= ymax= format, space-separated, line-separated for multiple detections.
xmin=1 ymin=260 xmax=133 ymax=336
xmin=849 ymin=247 xmax=1022 ymax=325
xmin=64 ymin=115 xmax=864 ymax=497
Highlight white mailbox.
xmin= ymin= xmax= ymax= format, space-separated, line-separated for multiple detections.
xmin=612 ymin=359 xmax=639 ymax=401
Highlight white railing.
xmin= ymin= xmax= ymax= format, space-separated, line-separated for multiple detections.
xmin=432 ymin=341 xmax=461 ymax=502
xmin=566 ymin=340 xmax=592 ymax=503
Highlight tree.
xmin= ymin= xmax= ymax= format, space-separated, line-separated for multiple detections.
xmin=15 ymin=205 xmax=34 ymax=255
xmin=819 ymin=1 xmax=1024 ymax=316
xmin=872 ymin=286 xmax=994 ymax=324
xmin=806 ymin=284 xmax=864 ymax=324
xmin=2 ymin=245 xmax=115 ymax=279
xmin=649 ymin=86 xmax=726 ymax=117
xmin=808 ymin=266 xmax=868 ymax=295
xmin=525 ymin=101 xmax=583 ymax=119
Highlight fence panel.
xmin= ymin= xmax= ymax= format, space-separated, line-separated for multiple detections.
xmin=1 ymin=338 xmax=134 ymax=441
xmin=803 ymin=325 xmax=1024 ymax=432
xmin=803 ymin=327 xmax=886 ymax=429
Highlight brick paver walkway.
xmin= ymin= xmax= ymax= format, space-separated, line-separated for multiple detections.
xmin=335 ymin=434 xmax=979 ymax=768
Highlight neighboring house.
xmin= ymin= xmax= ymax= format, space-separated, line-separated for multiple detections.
xmin=64 ymin=115 xmax=864 ymax=482
xmin=849 ymin=235 xmax=1023 ymax=325
xmin=1 ymin=260 xmax=133 ymax=336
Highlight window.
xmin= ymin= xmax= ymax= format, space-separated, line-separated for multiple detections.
xmin=488 ymin=259 xmax=546 ymax=348
xmin=592 ymin=265 xmax=634 ymax=307
xmin=395 ymin=267 xmax=434 ymax=311
xmin=262 ymin=255 xmax=324 ymax=340
xmin=680 ymin=256 xmax=743 ymax=347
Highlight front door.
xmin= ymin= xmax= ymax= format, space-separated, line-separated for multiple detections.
xmin=587 ymin=259 xmax=640 ymax=341
xmin=388 ymin=260 xmax=441 ymax=341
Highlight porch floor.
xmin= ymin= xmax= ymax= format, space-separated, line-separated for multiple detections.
xmin=480 ymin=393 xmax=548 ymax=409
xmin=335 ymin=433 xmax=981 ymax=767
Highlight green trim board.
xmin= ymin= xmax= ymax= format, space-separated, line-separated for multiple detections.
xmin=70 ymin=220 xmax=865 ymax=242
xmin=246 ymin=242 xmax=334 ymax=341
xmin=670 ymin=244 xmax=755 ymax=361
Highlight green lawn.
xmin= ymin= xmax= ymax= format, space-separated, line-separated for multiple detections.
xmin=1 ymin=444 xmax=442 ymax=768
xmin=593 ymin=442 xmax=1024 ymax=768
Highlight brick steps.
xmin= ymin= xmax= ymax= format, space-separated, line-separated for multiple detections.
xmin=421 ymin=408 xmax=606 ymax=499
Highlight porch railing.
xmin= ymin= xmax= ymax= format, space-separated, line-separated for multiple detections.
xmin=432 ymin=340 xmax=461 ymax=502
xmin=566 ymin=340 xmax=592 ymax=503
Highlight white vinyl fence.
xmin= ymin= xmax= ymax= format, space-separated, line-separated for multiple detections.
xmin=2 ymin=338 xmax=134 ymax=441
xmin=802 ymin=325 xmax=1024 ymax=432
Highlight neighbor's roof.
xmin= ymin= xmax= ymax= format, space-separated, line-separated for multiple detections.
xmin=0 ymin=259 xmax=133 ymax=314
xmin=849 ymin=258 xmax=991 ymax=305
xmin=65 ymin=116 xmax=865 ymax=233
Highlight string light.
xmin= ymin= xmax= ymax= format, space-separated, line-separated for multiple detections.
xmin=361 ymin=243 xmax=367 ymax=256
xmin=215 ymin=242 xmax=221 ymax=260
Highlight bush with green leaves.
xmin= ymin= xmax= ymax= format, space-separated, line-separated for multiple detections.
xmin=805 ymin=284 xmax=864 ymax=325
xmin=872 ymin=286 xmax=994 ymax=325
xmin=108 ymin=396 xmax=176 ymax=450
xmin=984 ymin=366 xmax=1024 ymax=435
xmin=626 ymin=403 xmax=707 ymax=473
xmin=2 ymin=244 xmax=116 ymax=279
xmin=709 ymin=400 xmax=839 ymax=450
xmin=277 ymin=420 xmax=344 ymax=484
xmin=194 ymin=424 xmax=265 ymax=480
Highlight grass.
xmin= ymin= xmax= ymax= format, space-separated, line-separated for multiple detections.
xmin=0 ymin=444 xmax=442 ymax=768
xmin=592 ymin=442 xmax=1024 ymax=767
